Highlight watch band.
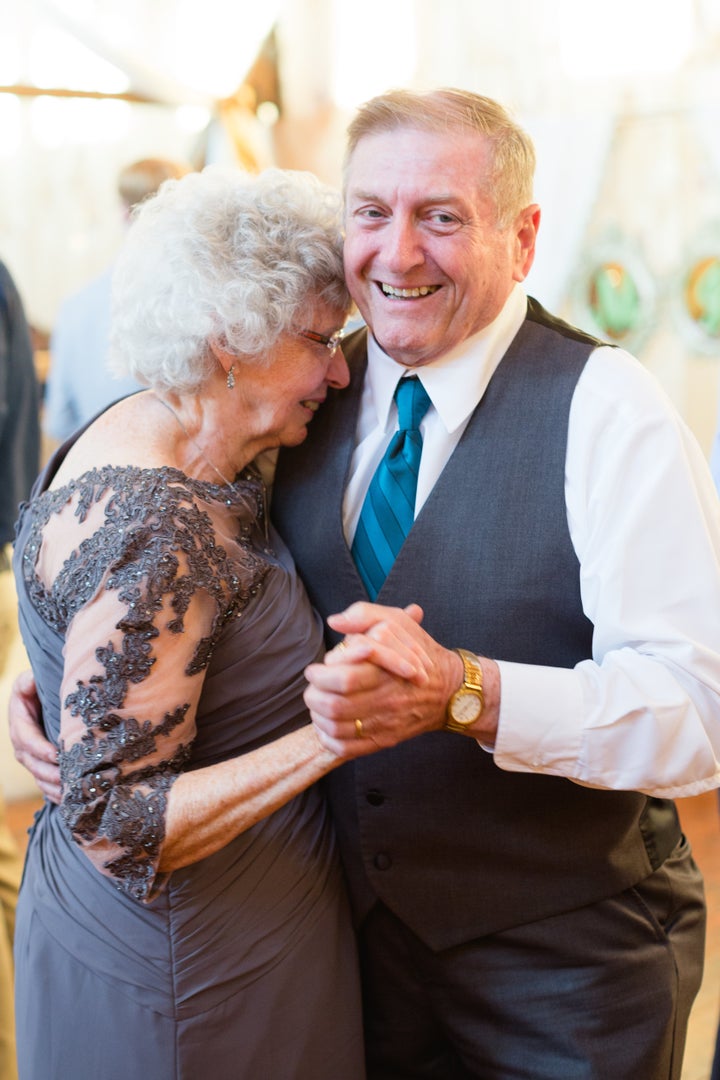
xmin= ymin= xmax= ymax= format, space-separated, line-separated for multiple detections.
xmin=455 ymin=648 xmax=483 ymax=693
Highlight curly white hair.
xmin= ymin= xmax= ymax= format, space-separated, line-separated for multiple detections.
xmin=108 ymin=165 xmax=351 ymax=392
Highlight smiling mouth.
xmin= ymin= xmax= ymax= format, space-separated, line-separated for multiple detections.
xmin=380 ymin=283 xmax=440 ymax=299
xmin=300 ymin=400 xmax=320 ymax=412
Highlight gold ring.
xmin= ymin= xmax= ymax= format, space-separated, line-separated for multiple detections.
xmin=354 ymin=718 xmax=364 ymax=738
xmin=336 ymin=639 xmax=349 ymax=653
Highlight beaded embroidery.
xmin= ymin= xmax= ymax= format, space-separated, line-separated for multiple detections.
xmin=20 ymin=464 xmax=271 ymax=900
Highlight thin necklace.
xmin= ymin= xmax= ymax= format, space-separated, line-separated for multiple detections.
xmin=155 ymin=395 xmax=271 ymax=544
xmin=157 ymin=397 xmax=238 ymax=491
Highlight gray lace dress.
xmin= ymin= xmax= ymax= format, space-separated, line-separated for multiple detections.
xmin=13 ymin=444 xmax=364 ymax=1080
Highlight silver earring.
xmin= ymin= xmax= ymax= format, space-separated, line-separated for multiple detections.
xmin=226 ymin=365 xmax=235 ymax=390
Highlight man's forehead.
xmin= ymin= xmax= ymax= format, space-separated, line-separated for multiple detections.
xmin=347 ymin=126 xmax=488 ymax=175
xmin=351 ymin=122 xmax=486 ymax=150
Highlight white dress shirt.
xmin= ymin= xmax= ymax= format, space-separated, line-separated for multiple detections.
xmin=342 ymin=285 xmax=720 ymax=799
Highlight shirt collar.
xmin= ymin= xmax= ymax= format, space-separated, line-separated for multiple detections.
xmin=365 ymin=285 xmax=528 ymax=435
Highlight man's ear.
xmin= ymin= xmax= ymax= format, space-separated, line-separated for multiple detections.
xmin=513 ymin=204 xmax=541 ymax=282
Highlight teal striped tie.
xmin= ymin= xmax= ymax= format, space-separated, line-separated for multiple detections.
xmin=352 ymin=376 xmax=431 ymax=599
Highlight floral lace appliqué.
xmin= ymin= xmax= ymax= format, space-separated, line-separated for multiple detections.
xmin=21 ymin=465 xmax=271 ymax=901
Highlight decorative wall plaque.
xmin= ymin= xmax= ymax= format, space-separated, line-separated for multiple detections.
xmin=674 ymin=242 xmax=720 ymax=354
xmin=571 ymin=233 xmax=656 ymax=354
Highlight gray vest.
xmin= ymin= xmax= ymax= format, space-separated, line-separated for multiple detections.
xmin=272 ymin=298 xmax=680 ymax=950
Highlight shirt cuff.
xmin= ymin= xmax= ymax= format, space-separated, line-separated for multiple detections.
xmin=492 ymin=660 xmax=585 ymax=776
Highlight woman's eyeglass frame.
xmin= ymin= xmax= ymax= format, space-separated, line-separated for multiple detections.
xmin=297 ymin=328 xmax=345 ymax=356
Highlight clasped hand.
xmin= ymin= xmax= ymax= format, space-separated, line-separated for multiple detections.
xmin=304 ymin=602 xmax=463 ymax=759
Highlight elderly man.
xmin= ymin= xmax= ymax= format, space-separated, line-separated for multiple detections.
xmin=274 ymin=88 xmax=720 ymax=1079
xmin=11 ymin=89 xmax=720 ymax=1079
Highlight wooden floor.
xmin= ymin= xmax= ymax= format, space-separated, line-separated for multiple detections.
xmin=4 ymin=789 xmax=720 ymax=1078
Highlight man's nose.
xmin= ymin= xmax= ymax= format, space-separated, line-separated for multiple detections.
xmin=382 ymin=218 xmax=424 ymax=273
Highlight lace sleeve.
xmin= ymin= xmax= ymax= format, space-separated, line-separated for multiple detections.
xmin=31 ymin=467 xmax=268 ymax=902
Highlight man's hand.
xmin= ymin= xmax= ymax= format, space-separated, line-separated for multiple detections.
xmin=8 ymin=669 xmax=61 ymax=804
xmin=304 ymin=602 xmax=498 ymax=759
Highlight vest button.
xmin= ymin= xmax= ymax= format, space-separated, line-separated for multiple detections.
xmin=373 ymin=853 xmax=392 ymax=871
xmin=366 ymin=789 xmax=385 ymax=806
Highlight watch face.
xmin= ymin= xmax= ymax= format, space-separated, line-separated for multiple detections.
xmin=452 ymin=691 xmax=482 ymax=724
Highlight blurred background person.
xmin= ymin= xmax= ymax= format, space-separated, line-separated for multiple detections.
xmin=0 ymin=258 xmax=40 ymax=581
xmin=0 ymin=255 xmax=40 ymax=1080
xmin=43 ymin=157 xmax=191 ymax=446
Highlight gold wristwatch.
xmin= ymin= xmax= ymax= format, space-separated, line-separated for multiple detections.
xmin=445 ymin=648 xmax=484 ymax=733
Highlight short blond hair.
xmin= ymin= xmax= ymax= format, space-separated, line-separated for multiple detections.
xmin=344 ymin=87 xmax=535 ymax=227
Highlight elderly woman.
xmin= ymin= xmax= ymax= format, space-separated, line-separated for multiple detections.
xmin=11 ymin=166 xmax=419 ymax=1080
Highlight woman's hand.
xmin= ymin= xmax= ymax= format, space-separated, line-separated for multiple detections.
xmin=8 ymin=669 xmax=61 ymax=803
xmin=322 ymin=602 xmax=432 ymax=681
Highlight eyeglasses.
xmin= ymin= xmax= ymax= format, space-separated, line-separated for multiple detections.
xmin=298 ymin=328 xmax=345 ymax=357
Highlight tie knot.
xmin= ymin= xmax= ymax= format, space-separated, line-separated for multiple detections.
xmin=395 ymin=377 xmax=431 ymax=432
